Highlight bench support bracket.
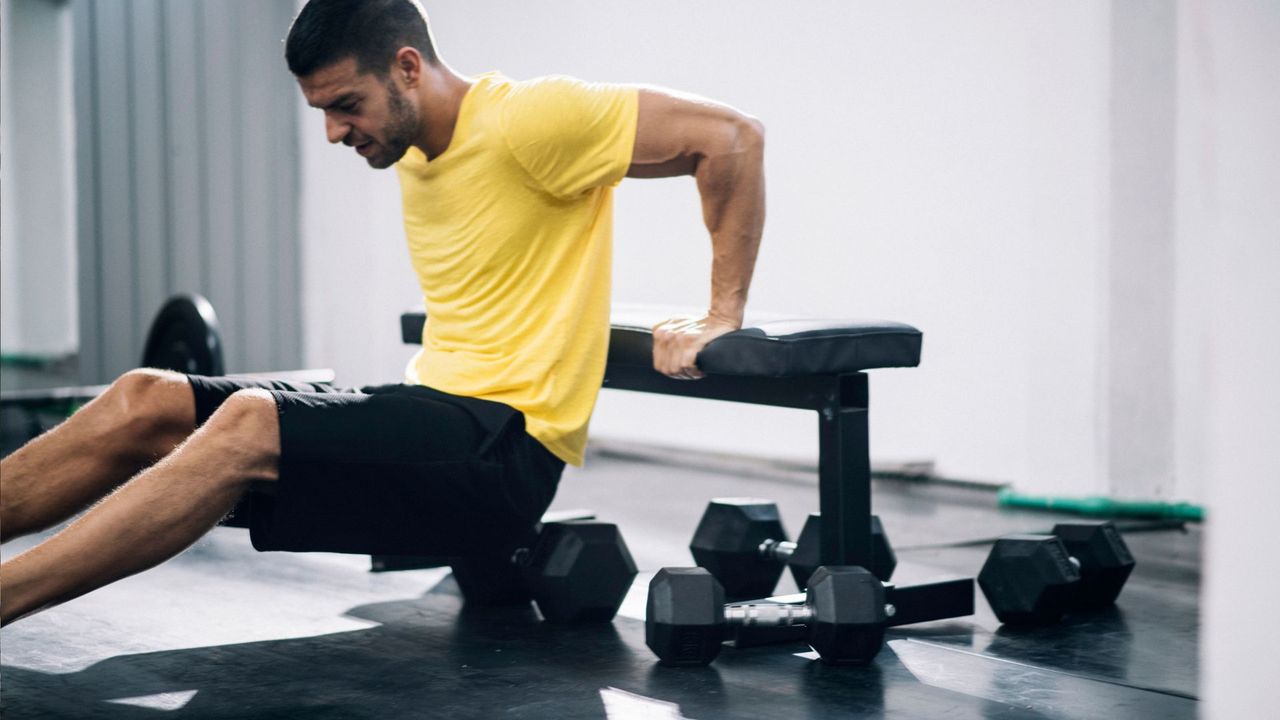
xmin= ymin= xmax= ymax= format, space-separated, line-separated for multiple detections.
xmin=604 ymin=367 xmax=876 ymax=569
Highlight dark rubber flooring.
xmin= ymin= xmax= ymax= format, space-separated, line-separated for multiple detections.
xmin=0 ymin=446 xmax=1200 ymax=719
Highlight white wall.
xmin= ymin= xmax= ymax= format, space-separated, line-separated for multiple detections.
xmin=297 ymin=1 xmax=1272 ymax=506
xmin=296 ymin=120 xmax=414 ymax=384
xmin=1107 ymin=1 xmax=1179 ymax=501
xmin=1185 ymin=0 xmax=1280 ymax=715
xmin=301 ymin=0 xmax=1118 ymax=490
xmin=0 ymin=0 xmax=78 ymax=357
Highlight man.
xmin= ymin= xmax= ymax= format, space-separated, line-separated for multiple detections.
xmin=0 ymin=0 xmax=763 ymax=626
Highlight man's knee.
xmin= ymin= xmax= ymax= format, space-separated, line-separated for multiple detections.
xmin=200 ymin=389 xmax=281 ymax=482
xmin=106 ymin=369 xmax=195 ymax=452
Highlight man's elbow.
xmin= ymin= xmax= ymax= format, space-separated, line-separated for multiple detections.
xmin=731 ymin=114 xmax=765 ymax=154
xmin=690 ymin=112 xmax=764 ymax=175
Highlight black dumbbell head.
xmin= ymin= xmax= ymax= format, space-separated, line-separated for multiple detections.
xmin=805 ymin=566 xmax=888 ymax=665
xmin=451 ymin=552 xmax=533 ymax=606
xmin=1052 ymin=521 xmax=1135 ymax=608
xmin=522 ymin=522 xmax=637 ymax=624
xmin=689 ymin=498 xmax=788 ymax=598
xmin=788 ymin=514 xmax=897 ymax=590
xmin=646 ymin=568 xmax=726 ymax=666
xmin=870 ymin=516 xmax=898 ymax=583
xmin=979 ymin=535 xmax=1082 ymax=624
xmin=788 ymin=514 xmax=821 ymax=589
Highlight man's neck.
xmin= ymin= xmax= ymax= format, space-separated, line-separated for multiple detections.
xmin=416 ymin=65 xmax=473 ymax=161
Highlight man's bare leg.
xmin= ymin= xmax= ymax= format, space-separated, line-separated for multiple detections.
xmin=0 ymin=389 xmax=279 ymax=626
xmin=0 ymin=369 xmax=196 ymax=543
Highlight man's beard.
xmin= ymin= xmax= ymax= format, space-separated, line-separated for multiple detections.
xmin=367 ymin=81 xmax=419 ymax=169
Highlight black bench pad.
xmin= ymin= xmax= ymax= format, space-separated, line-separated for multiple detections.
xmin=400 ymin=304 xmax=922 ymax=378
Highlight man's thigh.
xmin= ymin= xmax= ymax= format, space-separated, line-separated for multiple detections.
xmin=186 ymin=374 xmax=347 ymax=426
xmin=213 ymin=382 xmax=535 ymax=556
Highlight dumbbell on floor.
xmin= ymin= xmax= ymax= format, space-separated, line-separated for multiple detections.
xmin=450 ymin=520 xmax=638 ymax=624
xmin=647 ymin=566 xmax=891 ymax=666
xmin=689 ymin=498 xmax=896 ymax=598
xmin=979 ymin=520 xmax=1136 ymax=624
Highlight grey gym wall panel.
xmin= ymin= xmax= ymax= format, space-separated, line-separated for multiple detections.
xmin=128 ymin=0 xmax=171 ymax=334
xmin=91 ymin=0 xmax=142 ymax=376
xmin=73 ymin=0 xmax=301 ymax=383
xmin=198 ymin=0 xmax=243 ymax=373
xmin=161 ymin=0 xmax=206 ymax=298
xmin=238 ymin=4 xmax=284 ymax=373
xmin=73 ymin=0 xmax=103 ymax=381
xmin=268 ymin=21 xmax=302 ymax=374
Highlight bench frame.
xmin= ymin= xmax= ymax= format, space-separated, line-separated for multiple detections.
xmin=603 ymin=365 xmax=875 ymax=570
xmin=400 ymin=310 xmax=972 ymax=628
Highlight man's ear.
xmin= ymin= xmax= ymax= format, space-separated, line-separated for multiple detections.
xmin=393 ymin=47 xmax=424 ymax=88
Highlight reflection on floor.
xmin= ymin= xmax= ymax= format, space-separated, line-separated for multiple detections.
xmin=1 ymin=447 xmax=1199 ymax=719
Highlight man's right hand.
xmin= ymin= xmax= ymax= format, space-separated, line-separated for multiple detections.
xmin=651 ymin=314 xmax=740 ymax=380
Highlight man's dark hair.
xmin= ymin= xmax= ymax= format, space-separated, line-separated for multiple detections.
xmin=285 ymin=0 xmax=437 ymax=78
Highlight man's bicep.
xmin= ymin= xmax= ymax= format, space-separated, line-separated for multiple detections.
xmin=627 ymin=87 xmax=750 ymax=179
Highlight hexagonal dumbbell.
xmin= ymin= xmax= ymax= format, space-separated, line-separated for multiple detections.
xmin=689 ymin=498 xmax=896 ymax=598
xmin=450 ymin=521 xmax=637 ymax=624
xmin=978 ymin=521 xmax=1135 ymax=624
xmin=1051 ymin=521 xmax=1136 ymax=608
xmin=646 ymin=566 xmax=890 ymax=666
xmin=785 ymin=513 xmax=896 ymax=592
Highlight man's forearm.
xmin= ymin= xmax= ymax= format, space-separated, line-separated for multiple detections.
xmin=695 ymin=117 xmax=766 ymax=327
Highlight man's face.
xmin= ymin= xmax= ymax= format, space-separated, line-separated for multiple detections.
xmin=298 ymin=57 xmax=420 ymax=169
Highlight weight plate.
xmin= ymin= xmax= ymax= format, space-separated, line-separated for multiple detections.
xmin=141 ymin=294 xmax=225 ymax=376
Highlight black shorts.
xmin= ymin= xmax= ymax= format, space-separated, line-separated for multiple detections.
xmin=187 ymin=375 xmax=565 ymax=556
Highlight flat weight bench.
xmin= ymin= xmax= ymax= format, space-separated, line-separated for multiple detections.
xmin=400 ymin=304 xmax=924 ymax=573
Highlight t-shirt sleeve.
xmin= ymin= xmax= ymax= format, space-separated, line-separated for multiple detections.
xmin=501 ymin=75 xmax=639 ymax=200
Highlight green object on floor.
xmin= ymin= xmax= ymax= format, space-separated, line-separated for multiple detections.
xmin=0 ymin=353 xmax=63 ymax=368
xmin=996 ymin=488 xmax=1204 ymax=522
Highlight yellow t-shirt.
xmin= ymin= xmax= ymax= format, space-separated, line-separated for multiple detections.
xmin=397 ymin=73 xmax=638 ymax=466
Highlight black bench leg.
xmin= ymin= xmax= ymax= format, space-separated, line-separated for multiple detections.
xmin=817 ymin=373 xmax=872 ymax=568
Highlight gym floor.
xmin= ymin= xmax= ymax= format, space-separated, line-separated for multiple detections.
xmin=0 ymin=444 xmax=1200 ymax=719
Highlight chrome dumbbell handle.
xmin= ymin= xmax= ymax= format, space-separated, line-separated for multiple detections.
xmin=757 ymin=538 xmax=798 ymax=562
xmin=725 ymin=600 xmax=812 ymax=627
xmin=723 ymin=598 xmax=897 ymax=628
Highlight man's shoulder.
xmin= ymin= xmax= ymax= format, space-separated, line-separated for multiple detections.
xmin=473 ymin=73 xmax=593 ymax=120
xmin=474 ymin=72 xmax=592 ymax=94
xmin=509 ymin=74 xmax=591 ymax=90
xmin=500 ymin=74 xmax=628 ymax=105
